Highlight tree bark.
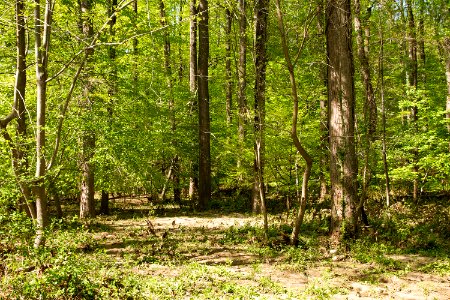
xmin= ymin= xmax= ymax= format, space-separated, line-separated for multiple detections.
xmin=133 ymin=0 xmax=138 ymax=90
xmin=237 ymin=0 xmax=248 ymax=175
xmin=316 ymin=1 xmax=328 ymax=204
xmin=274 ymin=0 xmax=313 ymax=246
xmin=354 ymin=0 xmax=376 ymax=226
xmin=225 ymin=8 xmax=233 ymax=125
xmin=443 ymin=38 xmax=450 ymax=151
xmin=326 ymin=0 xmax=358 ymax=244
xmin=406 ymin=0 xmax=419 ymax=203
xmin=5 ymin=0 xmax=37 ymax=219
xmin=159 ymin=0 xmax=180 ymax=203
xmin=188 ymin=0 xmax=198 ymax=201
xmin=197 ymin=0 xmax=211 ymax=210
xmin=79 ymin=0 xmax=96 ymax=219
xmin=253 ymin=0 xmax=269 ymax=238
xmin=378 ymin=17 xmax=391 ymax=206
xmin=99 ymin=0 xmax=118 ymax=216
xmin=33 ymin=0 xmax=53 ymax=247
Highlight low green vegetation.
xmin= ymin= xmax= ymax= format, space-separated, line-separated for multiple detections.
xmin=1 ymin=198 xmax=448 ymax=299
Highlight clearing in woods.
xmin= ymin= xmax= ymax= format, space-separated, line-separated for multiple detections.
xmin=1 ymin=197 xmax=449 ymax=299
xmin=88 ymin=197 xmax=450 ymax=299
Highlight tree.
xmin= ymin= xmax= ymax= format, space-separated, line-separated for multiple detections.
xmin=405 ymin=0 xmax=419 ymax=203
xmin=274 ymin=0 xmax=313 ymax=246
xmin=253 ymin=0 xmax=269 ymax=236
xmin=79 ymin=0 xmax=96 ymax=219
xmin=326 ymin=0 xmax=358 ymax=244
xmin=33 ymin=0 xmax=54 ymax=247
xmin=188 ymin=0 xmax=199 ymax=201
xmin=159 ymin=0 xmax=181 ymax=203
xmin=197 ymin=0 xmax=211 ymax=209
xmin=100 ymin=0 xmax=119 ymax=216
xmin=225 ymin=7 xmax=233 ymax=124
xmin=237 ymin=0 xmax=248 ymax=176
xmin=0 ymin=0 xmax=36 ymax=219
xmin=354 ymin=0 xmax=376 ymax=223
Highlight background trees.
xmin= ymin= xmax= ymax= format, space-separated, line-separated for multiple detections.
xmin=0 ymin=0 xmax=449 ymax=246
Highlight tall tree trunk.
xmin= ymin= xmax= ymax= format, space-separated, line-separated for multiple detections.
xmin=274 ymin=0 xmax=313 ymax=246
xmin=317 ymin=1 xmax=328 ymax=204
xmin=188 ymin=0 xmax=198 ymax=201
xmin=326 ymin=0 xmax=358 ymax=244
xmin=133 ymin=0 xmax=138 ymax=90
xmin=442 ymin=38 xmax=450 ymax=151
xmin=406 ymin=0 xmax=419 ymax=203
xmin=225 ymin=8 xmax=233 ymax=125
xmin=16 ymin=0 xmax=37 ymax=218
xmin=33 ymin=0 xmax=53 ymax=247
xmin=354 ymin=0 xmax=376 ymax=225
xmin=253 ymin=0 xmax=269 ymax=238
xmin=159 ymin=0 xmax=180 ymax=203
xmin=379 ymin=16 xmax=391 ymax=206
xmin=99 ymin=0 xmax=118 ymax=215
xmin=197 ymin=0 xmax=211 ymax=210
xmin=79 ymin=0 xmax=96 ymax=219
xmin=418 ymin=0 xmax=425 ymax=69
xmin=0 ymin=0 xmax=36 ymax=219
xmin=237 ymin=0 xmax=248 ymax=176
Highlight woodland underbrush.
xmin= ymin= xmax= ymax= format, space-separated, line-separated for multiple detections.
xmin=0 ymin=196 xmax=449 ymax=299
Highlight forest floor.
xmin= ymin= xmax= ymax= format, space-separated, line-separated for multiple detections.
xmin=2 ymin=196 xmax=450 ymax=299
xmin=85 ymin=197 xmax=450 ymax=299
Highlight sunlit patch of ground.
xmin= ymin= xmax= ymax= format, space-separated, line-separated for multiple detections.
xmin=88 ymin=200 xmax=450 ymax=299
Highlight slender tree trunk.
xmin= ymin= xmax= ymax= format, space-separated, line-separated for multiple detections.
xmin=354 ymin=0 xmax=376 ymax=225
xmin=316 ymin=1 xmax=328 ymax=204
xmin=33 ymin=0 xmax=53 ymax=247
xmin=418 ymin=0 xmax=425 ymax=70
xmin=326 ymin=0 xmax=358 ymax=244
xmin=99 ymin=0 xmax=118 ymax=215
xmin=442 ymin=38 xmax=450 ymax=151
xmin=406 ymin=0 xmax=419 ymax=203
xmin=79 ymin=0 xmax=96 ymax=219
xmin=11 ymin=0 xmax=37 ymax=218
xmin=159 ymin=0 xmax=180 ymax=203
xmin=379 ymin=20 xmax=391 ymax=206
xmin=188 ymin=0 xmax=199 ymax=201
xmin=253 ymin=0 xmax=269 ymax=238
xmin=274 ymin=0 xmax=313 ymax=246
xmin=133 ymin=0 xmax=138 ymax=90
xmin=225 ymin=8 xmax=233 ymax=125
xmin=197 ymin=0 xmax=211 ymax=210
xmin=237 ymin=0 xmax=248 ymax=176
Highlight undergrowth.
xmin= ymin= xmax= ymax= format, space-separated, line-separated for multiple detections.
xmin=1 ymin=197 xmax=449 ymax=299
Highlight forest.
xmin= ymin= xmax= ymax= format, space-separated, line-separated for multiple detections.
xmin=0 ymin=0 xmax=449 ymax=298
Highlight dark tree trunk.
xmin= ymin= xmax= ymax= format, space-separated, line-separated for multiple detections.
xmin=79 ymin=0 xmax=96 ymax=219
xmin=326 ymin=0 xmax=358 ymax=245
xmin=317 ymin=1 xmax=329 ymax=204
xmin=159 ymin=0 xmax=180 ymax=203
xmin=406 ymin=0 xmax=419 ymax=203
xmin=100 ymin=190 xmax=109 ymax=215
xmin=225 ymin=8 xmax=233 ymax=125
xmin=252 ymin=0 xmax=269 ymax=238
xmin=197 ymin=0 xmax=211 ymax=210
xmin=354 ymin=0 xmax=376 ymax=226
xmin=378 ymin=16 xmax=391 ymax=206
xmin=237 ymin=0 xmax=248 ymax=175
xmin=188 ymin=0 xmax=198 ymax=201
xmin=99 ymin=0 xmax=118 ymax=216
xmin=133 ymin=0 xmax=138 ymax=90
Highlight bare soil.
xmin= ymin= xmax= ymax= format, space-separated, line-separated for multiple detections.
xmin=93 ymin=203 xmax=450 ymax=299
